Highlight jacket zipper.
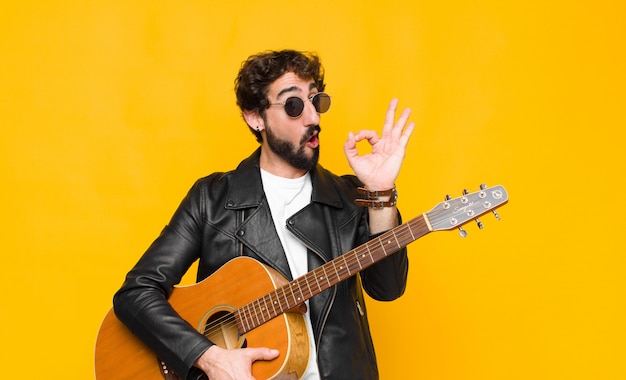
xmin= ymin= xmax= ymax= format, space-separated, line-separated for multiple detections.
xmin=238 ymin=210 xmax=245 ymax=256
xmin=286 ymin=224 xmax=336 ymax=356
xmin=356 ymin=300 xmax=364 ymax=316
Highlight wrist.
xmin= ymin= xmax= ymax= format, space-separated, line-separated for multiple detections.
xmin=355 ymin=186 xmax=398 ymax=209
xmin=194 ymin=345 xmax=218 ymax=372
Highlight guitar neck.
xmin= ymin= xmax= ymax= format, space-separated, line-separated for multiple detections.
xmin=236 ymin=214 xmax=431 ymax=333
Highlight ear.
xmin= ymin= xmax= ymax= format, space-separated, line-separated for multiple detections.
xmin=243 ymin=109 xmax=264 ymax=132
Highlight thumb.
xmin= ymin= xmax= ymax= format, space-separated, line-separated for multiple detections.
xmin=250 ymin=347 xmax=280 ymax=361
xmin=344 ymin=132 xmax=356 ymax=154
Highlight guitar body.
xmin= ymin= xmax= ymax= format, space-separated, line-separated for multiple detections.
xmin=95 ymin=257 xmax=310 ymax=380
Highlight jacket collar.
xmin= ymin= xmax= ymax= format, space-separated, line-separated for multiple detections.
xmin=226 ymin=147 xmax=344 ymax=210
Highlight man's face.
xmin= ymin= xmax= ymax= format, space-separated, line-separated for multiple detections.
xmin=262 ymin=72 xmax=321 ymax=171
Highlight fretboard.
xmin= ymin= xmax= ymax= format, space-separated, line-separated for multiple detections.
xmin=235 ymin=213 xmax=431 ymax=334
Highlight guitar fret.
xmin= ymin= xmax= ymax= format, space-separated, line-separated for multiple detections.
xmin=273 ymin=289 xmax=283 ymax=313
xmin=234 ymin=310 xmax=244 ymax=333
xmin=241 ymin=305 xmax=251 ymax=332
xmin=261 ymin=295 xmax=272 ymax=323
xmin=253 ymin=299 xmax=262 ymax=326
xmin=392 ymin=229 xmax=400 ymax=250
xmin=312 ymin=269 xmax=321 ymax=294
xmin=349 ymin=251 xmax=359 ymax=273
xmin=323 ymin=268 xmax=330 ymax=288
xmin=259 ymin=298 xmax=266 ymax=325
xmin=406 ymin=222 xmax=416 ymax=240
xmin=366 ymin=244 xmax=374 ymax=263
xmin=304 ymin=274 xmax=313 ymax=300
xmin=366 ymin=244 xmax=376 ymax=263
xmin=379 ymin=237 xmax=388 ymax=255
xmin=331 ymin=260 xmax=341 ymax=283
xmin=270 ymin=292 xmax=280 ymax=315
xmin=268 ymin=291 xmax=277 ymax=318
xmin=261 ymin=294 xmax=270 ymax=323
xmin=299 ymin=280 xmax=306 ymax=302
xmin=356 ymin=250 xmax=363 ymax=270
xmin=290 ymin=284 xmax=298 ymax=307
xmin=342 ymin=255 xmax=351 ymax=276
xmin=285 ymin=285 xmax=294 ymax=309
xmin=293 ymin=282 xmax=303 ymax=304
xmin=290 ymin=283 xmax=296 ymax=304
xmin=280 ymin=286 xmax=288 ymax=313
xmin=247 ymin=302 xmax=255 ymax=328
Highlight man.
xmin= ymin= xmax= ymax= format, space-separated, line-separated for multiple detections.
xmin=113 ymin=49 xmax=415 ymax=380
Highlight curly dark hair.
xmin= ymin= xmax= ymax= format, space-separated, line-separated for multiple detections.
xmin=235 ymin=50 xmax=326 ymax=142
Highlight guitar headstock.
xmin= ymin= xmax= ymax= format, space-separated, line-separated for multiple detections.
xmin=425 ymin=184 xmax=508 ymax=235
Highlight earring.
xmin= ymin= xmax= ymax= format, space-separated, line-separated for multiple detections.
xmin=256 ymin=126 xmax=260 ymax=132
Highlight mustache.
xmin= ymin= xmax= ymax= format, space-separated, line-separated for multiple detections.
xmin=300 ymin=125 xmax=321 ymax=145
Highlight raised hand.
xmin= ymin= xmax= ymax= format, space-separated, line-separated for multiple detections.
xmin=343 ymin=98 xmax=414 ymax=190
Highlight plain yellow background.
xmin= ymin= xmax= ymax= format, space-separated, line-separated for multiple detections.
xmin=1 ymin=1 xmax=625 ymax=378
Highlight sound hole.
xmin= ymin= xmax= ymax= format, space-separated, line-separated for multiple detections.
xmin=202 ymin=307 xmax=247 ymax=349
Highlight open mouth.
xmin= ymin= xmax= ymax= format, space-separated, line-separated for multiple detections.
xmin=303 ymin=126 xmax=321 ymax=148
xmin=305 ymin=132 xmax=319 ymax=148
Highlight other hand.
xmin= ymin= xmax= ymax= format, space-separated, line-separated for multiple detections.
xmin=343 ymin=98 xmax=414 ymax=190
xmin=195 ymin=345 xmax=280 ymax=380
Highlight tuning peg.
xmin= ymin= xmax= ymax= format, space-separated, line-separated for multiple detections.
xmin=445 ymin=194 xmax=468 ymax=237
xmin=475 ymin=218 xmax=484 ymax=229
xmin=480 ymin=184 xmax=501 ymax=220
xmin=492 ymin=209 xmax=501 ymax=221
xmin=461 ymin=189 xmax=484 ymax=229
xmin=458 ymin=226 xmax=468 ymax=238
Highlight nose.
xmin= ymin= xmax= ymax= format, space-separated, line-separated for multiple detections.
xmin=301 ymin=98 xmax=320 ymax=126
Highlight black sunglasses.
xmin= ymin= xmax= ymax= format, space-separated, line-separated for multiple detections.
xmin=269 ymin=93 xmax=331 ymax=118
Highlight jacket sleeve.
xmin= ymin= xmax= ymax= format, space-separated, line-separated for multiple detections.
xmin=342 ymin=174 xmax=410 ymax=302
xmin=113 ymin=180 xmax=213 ymax=380
xmin=360 ymin=227 xmax=409 ymax=301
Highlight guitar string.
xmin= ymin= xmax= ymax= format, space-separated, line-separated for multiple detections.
xmin=229 ymin=221 xmax=422 ymax=333
xmin=200 ymin=221 xmax=423 ymax=339
xmin=234 ymin=222 xmax=418 ymax=330
xmin=202 ymin=198 xmax=502 ymax=337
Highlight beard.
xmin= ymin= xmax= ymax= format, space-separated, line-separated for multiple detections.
xmin=265 ymin=123 xmax=321 ymax=171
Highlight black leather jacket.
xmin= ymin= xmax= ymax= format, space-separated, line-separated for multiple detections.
xmin=113 ymin=148 xmax=409 ymax=379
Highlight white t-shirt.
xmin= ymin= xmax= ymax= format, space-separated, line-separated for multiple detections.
xmin=260 ymin=169 xmax=320 ymax=379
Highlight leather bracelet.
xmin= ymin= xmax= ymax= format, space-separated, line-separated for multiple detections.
xmin=355 ymin=186 xmax=398 ymax=209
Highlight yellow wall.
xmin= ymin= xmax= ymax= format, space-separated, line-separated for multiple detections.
xmin=1 ymin=1 xmax=624 ymax=378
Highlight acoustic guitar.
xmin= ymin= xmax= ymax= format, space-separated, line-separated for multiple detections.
xmin=95 ymin=185 xmax=508 ymax=379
